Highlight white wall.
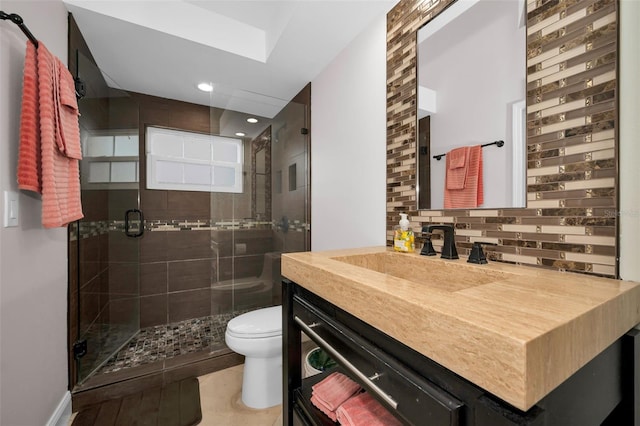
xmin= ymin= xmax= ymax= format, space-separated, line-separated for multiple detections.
xmin=310 ymin=15 xmax=388 ymax=251
xmin=619 ymin=0 xmax=640 ymax=282
xmin=0 ymin=2 xmax=71 ymax=425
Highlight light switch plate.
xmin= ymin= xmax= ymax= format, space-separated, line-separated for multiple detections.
xmin=4 ymin=190 xmax=19 ymax=227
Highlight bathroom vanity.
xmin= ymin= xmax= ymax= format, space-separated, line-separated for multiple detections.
xmin=282 ymin=247 xmax=640 ymax=425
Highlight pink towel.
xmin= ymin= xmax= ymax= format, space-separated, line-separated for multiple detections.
xmin=18 ymin=41 xmax=84 ymax=228
xmin=446 ymin=146 xmax=469 ymax=190
xmin=310 ymin=394 xmax=339 ymax=422
xmin=336 ymin=392 xmax=402 ymax=426
xmin=17 ymin=42 xmax=40 ymax=192
xmin=311 ymin=372 xmax=362 ymax=414
xmin=444 ymin=145 xmax=484 ymax=209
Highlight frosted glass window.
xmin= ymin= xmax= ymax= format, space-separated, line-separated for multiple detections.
xmin=146 ymin=126 xmax=242 ymax=193
xmin=212 ymin=140 xmax=239 ymax=162
xmin=184 ymin=138 xmax=211 ymax=160
xmin=114 ymin=135 xmax=139 ymax=156
xmin=213 ymin=166 xmax=236 ymax=187
xmin=86 ymin=136 xmax=114 ymax=157
xmin=88 ymin=162 xmax=110 ymax=183
xmin=111 ymin=162 xmax=137 ymax=182
xmin=156 ymin=161 xmax=183 ymax=184
xmin=184 ymin=164 xmax=212 ymax=185
xmin=152 ymin=133 xmax=183 ymax=157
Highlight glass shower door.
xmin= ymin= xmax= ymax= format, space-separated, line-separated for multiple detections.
xmin=271 ymin=100 xmax=310 ymax=256
xmin=207 ymin=90 xmax=310 ymax=325
xmin=74 ymin=51 xmax=141 ymax=383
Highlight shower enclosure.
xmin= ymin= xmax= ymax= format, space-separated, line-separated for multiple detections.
xmin=68 ymin=22 xmax=310 ymax=396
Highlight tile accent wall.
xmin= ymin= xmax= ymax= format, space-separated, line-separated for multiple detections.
xmin=72 ymin=218 xmax=306 ymax=238
xmin=386 ymin=0 xmax=618 ymax=277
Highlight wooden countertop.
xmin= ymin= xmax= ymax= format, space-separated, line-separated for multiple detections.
xmin=282 ymin=246 xmax=640 ymax=411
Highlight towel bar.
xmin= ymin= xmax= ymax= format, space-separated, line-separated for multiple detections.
xmin=433 ymin=140 xmax=504 ymax=161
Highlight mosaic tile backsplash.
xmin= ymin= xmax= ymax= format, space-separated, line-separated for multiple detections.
xmin=386 ymin=0 xmax=618 ymax=277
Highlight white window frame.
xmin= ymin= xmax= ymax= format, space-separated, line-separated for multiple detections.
xmin=80 ymin=129 xmax=139 ymax=190
xmin=146 ymin=126 xmax=243 ymax=193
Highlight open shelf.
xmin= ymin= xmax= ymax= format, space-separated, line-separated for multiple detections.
xmin=294 ymin=367 xmax=341 ymax=426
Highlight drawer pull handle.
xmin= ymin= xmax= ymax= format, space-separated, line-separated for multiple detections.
xmin=294 ymin=316 xmax=398 ymax=410
xmin=368 ymin=373 xmax=382 ymax=381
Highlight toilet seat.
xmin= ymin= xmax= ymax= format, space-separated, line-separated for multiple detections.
xmin=226 ymin=305 xmax=282 ymax=338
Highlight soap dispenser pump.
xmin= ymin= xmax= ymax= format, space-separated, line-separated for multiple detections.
xmin=394 ymin=213 xmax=415 ymax=253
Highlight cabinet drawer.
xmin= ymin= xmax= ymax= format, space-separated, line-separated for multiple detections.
xmin=293 ymin=295 xmax=464 ymax=426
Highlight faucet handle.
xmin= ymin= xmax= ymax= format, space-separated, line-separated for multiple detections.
xmin=467 ymin=241 xmax=497 ymax=264
xmin=419 ymin=229 xmax=437 ymax=256
xmin=424 ymin=224 xmax=458 ymax=259
xmin=419 ymin=232 xmax=437 ymax=256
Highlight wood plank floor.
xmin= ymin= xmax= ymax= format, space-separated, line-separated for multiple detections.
xmin=72 ymin=378 xmax=201 ymax=426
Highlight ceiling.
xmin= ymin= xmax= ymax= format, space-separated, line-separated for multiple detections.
xmin=63 ymin=0 xmax=396 ymax=137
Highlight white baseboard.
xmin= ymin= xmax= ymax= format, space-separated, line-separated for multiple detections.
xmin=46 ymin=391 xmax=72 ymax=426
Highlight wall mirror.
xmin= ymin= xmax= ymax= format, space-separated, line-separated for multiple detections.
xmin=417 ymin=0 xmax=527 ymax=210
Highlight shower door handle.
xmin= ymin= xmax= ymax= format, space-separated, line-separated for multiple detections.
xmin=124 ymin=209 xmax=144 ymax=238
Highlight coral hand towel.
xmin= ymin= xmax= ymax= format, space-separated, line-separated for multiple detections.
xmin=17 ymin=42 xmax=41 ymax=192
xmin=336 ymin=392 xmax=402 ymax=426
xmin=18 ymin=41 xmax=84 ymax=228
xmin=444 ymin=145 xmax=484 ymax=208
xmin=445 ymin=146 xmax=469 ymax=190
xmin=311 ymin=372 xmax=362 ymax=412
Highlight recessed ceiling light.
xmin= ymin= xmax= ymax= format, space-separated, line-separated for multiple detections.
xmin=197 ymin=82 xmax=213 ymax=92
xmin=246 ymin=118 xmax=258 ymax=124
xmin=235 ymin=132 xmax=246 ymax=137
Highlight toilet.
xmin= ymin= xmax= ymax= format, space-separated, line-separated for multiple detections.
xmin=225 ymin=305 xmax=282 ymax=409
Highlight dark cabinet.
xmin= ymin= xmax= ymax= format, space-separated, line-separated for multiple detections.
xmin=283 ymin=279 xmax=639 ymax=426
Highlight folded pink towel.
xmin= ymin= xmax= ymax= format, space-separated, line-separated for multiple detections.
xmin=448 ymin=146 xmax=468 ymax=169
xmin=336 ymin=392 xmax=402 ymax=426
xmin=445 ymin=146 xmax=469 ymax=190
xmin=444 ymin=145 xmax=484 ymax=208
xmin=311 ymin=372 xmax=362 ymax=412
xmin=310 ymin=394 xmax=338 ymax=422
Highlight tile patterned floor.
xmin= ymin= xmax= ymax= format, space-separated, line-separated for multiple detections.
xmin=80 ymin=310 xmax=247 ymax=377
xmin=69 ymin=330 xmax=317 ymax=425
xmin=96 ymin=312 xmax=248 ymax=375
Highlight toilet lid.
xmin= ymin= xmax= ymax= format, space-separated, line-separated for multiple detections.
xmin=227 ymin=305 xmax=282 ymax=338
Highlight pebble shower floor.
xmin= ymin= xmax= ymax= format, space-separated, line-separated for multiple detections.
xmin=96 ymin=311 xmax=247 ymax=375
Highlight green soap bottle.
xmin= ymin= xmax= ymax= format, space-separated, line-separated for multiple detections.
xmin=393 ymin=213 xmax=415 ymax=253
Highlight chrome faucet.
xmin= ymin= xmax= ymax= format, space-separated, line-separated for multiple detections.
xmin=423 ymin=224 xmax=458 ymax=259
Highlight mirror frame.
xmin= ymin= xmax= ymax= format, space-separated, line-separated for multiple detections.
xmin=415 ymin=0 xmax=527 ymax=211
xmin=386 ymin=0 xmax=619 ymax=277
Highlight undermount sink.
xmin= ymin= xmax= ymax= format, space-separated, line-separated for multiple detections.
xmin=331 ymin=251 xmax=516 ymax=292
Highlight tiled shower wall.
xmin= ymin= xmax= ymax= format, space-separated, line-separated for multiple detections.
xmin=386 ymin=0 xmax=618 ymax=277
xmin=133 ymin=93 xmax=276 ymax=328
xmin=75 ymin=90 xmax=311 ymax=330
